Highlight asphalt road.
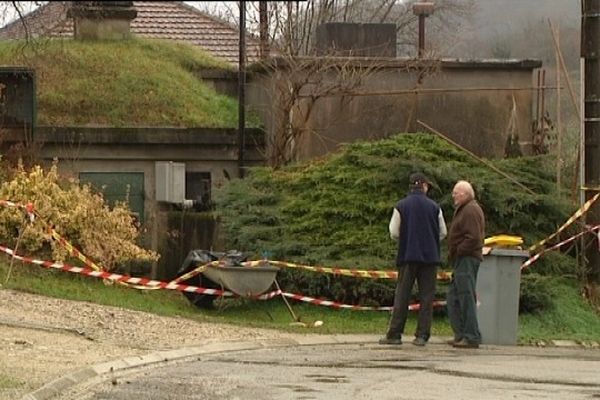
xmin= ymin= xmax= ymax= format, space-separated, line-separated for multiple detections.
xmin=60 ymin=341 xmax=600 ymax=400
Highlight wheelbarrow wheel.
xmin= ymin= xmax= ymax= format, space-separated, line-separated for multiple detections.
xmin=182 ymin=274 xmax=218 ymax=310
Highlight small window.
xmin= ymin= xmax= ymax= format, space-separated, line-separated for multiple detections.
xmin=79 ymin=172 xmax=145 ymax=222
xmin=185 ymin=172 xmax=211 ymax=210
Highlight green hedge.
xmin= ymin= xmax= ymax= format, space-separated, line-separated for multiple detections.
xmin=214 ymin=133 xmax=576 ymax=308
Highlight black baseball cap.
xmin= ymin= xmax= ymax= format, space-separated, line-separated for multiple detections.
xmin=409 ymin=172 xmax=431 ymax=186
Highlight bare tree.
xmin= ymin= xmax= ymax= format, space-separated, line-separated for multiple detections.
xmin=0 ymin=2 xmax=55 ymax=40
xmin=191 ymin=1 xmax=470 ymax=167
xmin=254 ymin=56 xmax=378 ymax=166
xmin=194 ymin=0 xmax=476 ymax=58
xmin=250 ymin=56 xmax=441 ymax=167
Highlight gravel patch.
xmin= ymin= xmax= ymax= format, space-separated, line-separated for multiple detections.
xmin=0 ymin=289 xmax=290 ymax=399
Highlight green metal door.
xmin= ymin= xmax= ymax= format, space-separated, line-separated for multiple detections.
xmin=79 ymin=172 xmax=145 ymax=222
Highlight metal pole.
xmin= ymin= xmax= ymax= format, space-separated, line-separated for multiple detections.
xmin=580 ymin=55 xmax=586 ymax=273
xmin=555 ymin=22 xmax=562 ymax=191
xmin=238 ymin=1 xmax=246 ymax=178
xmin=541 ymin=69 xmax=546 ymax=128
xmin=583 ymin=0 xmax=600 ymax=282
xmin=418 ymin=14 xmax=425 ymax=57
xmin=259 ymin=1 xmax=269 ymax=59
xmin=274 ymin=279 xmax=300 ymax=322
xmin=581 ymin=58 xmax=586 ymax=208
xmin=536 ymin=70 xmax=541 ymax=125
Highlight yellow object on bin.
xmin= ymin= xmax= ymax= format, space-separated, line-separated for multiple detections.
xmin=484 ymin=235 xmax=524 ymax=247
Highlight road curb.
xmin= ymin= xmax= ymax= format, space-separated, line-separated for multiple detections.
xmin=21 ymin=334 xmax=599 ymax=400
xmin=20 ymin=335 xmax=372 ymax=400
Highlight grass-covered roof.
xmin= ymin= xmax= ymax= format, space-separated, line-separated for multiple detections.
xmin=0 ymin=38 xmax=241 ymax=127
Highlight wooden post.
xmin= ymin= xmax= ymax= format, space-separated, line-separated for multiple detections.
xmin=555 ymin=22 xmax=562 ymax=192
xmin=238 ymin=1 xmax=246 ymax=178
xmin=582 ymin=0 xmax=600 ymax=283
xmin=416 ymin=120 xmax=536 ymax=195
xmin=548 ymin=18 xmax=582 ymax=202
xmin=259 ymin=1 xmax=269 ymax=59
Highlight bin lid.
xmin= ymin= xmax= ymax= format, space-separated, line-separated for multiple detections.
xmin=484 ymin=235 xmax=524 ymax=247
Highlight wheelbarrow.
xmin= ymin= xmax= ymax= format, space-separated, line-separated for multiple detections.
xmin=202 ymin=262 xmax=280 ymax=297
xmin=177 ymin=250 xmax=279 ymax=309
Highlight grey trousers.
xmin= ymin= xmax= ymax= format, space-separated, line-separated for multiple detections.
xmin=386 ymin=263 xmax=437 ymax=340
xmin=447 ymin=256 xmax=481 ymax=344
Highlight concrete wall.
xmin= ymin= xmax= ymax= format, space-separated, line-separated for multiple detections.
xmin=4 ymin=126 xmax=264 ymax=277
xmin=194 ymin=69 xmax=238 ymax=98
xmin=247 ymin=58 xmax=542 ymax=160
xmin=30 ymin=126 xmax=263 ymax=185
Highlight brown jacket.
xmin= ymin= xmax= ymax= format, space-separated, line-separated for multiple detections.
xmin=448 ymin=199 xmax=485 ymax=261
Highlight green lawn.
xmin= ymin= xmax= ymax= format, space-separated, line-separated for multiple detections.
xmin=2 ymin=260 xmax=599 ymax=343
xmin=519 ymin=280 xmax=600 ymax=342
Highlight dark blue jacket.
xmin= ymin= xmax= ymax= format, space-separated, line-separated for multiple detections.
xmin=395 ymin=191 xmax=441 ymax=266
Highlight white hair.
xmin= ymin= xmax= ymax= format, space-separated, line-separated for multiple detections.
xmin=454 ymin=180 xmax=475 ymax=200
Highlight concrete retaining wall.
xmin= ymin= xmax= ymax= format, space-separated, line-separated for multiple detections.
xmin=247 ymin=57 xmax=542 ymax=161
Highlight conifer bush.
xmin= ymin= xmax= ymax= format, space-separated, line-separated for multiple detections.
xmin=214 ymin=134 xmax=576 ymax=308
xmin=0 ymin=163 xmax=159 ymax=271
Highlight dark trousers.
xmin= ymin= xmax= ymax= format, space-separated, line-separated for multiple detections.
xmin=386 ymin=263 xmax=437 ymax=340
xmin=447 ymin=256 xmax=481 ymax=344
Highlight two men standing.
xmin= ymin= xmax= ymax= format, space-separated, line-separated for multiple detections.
xmin=381 ymin=175 xmax=485 ymax=348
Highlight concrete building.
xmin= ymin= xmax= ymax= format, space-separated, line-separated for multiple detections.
xmin=0 ymin=5 xmax=544 ymax=277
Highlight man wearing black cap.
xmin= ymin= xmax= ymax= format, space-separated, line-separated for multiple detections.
xmin=379 ymin=172 xmax=447 ymax=346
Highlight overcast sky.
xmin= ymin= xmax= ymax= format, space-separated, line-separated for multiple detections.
xmin=0 ymin=1 xmax=221 ymax=27
xmin=1 ymin=1 xmax=580 ymax=30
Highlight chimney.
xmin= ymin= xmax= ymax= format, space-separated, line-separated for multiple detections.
xmin=316 ymin=23 xmax=397 ymax=57
xmin=412 ymin=2 xmax=435 ymax=58
xmin=68 ymin=1 xmax=137 ymax=40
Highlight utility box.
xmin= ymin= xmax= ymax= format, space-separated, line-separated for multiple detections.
xmin=155 ymin=161 xmax=185 ymax=203
xmin=476 ymin=248 xmax=529 ymax=345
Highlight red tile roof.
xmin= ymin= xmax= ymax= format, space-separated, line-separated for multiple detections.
xmin=0 ymin=1 xmax=261 ymax=66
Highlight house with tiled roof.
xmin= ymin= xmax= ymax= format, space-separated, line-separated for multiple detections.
xmin=0 ymin=1 xmax=260 ymax=66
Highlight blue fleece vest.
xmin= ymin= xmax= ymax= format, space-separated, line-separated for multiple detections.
xmin=395 ymin=191 xmax=441 ymax=266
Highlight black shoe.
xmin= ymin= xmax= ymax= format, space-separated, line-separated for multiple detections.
xmin=379 ymin=337 xmax=402 ymax=345
xmin=412 ymin=337 xmax=427 ymax=346
xmin=452 ymin=339 xmax=479 ymax=349
xmin=446 ymin=337 xmax=462 ymax=346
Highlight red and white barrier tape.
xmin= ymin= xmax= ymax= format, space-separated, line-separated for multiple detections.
xmin=1 ymin=243 xmax=447 ymax=312
xmin=3 ymin=198 xmax=451 ymax=284
xmin=529 ymin=192 xmax=600 ymax=252
xmin=245 ymin=259 xmax=452 ymax=281
xmin=1 ymin=199 xmax=105 ymax=273
xmin=521 ymin=224 xmax=600 ymax=270
xmin=0 ymin=244 xmax=235 ymax=297
xmin=6 ymin=199 xmax=598 ymax=311
xmin=252 ymin=289 xmax=393 ymax=310
xmin=276 ymin=292 xmax=446 ymax=312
